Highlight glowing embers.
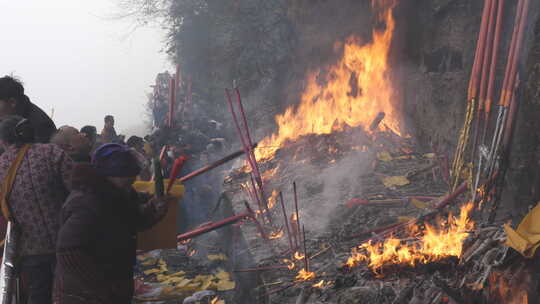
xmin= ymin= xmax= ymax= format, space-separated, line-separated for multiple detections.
xmin=295 ymin=268 xmax=316 ymax=282
xmin=255 ymin=0 xmax=402 ymax=162
xmin=282 ymin=259 xmax=296 ymax=270
xmin=346 ymin=203 xmax=474 ymax=275
xmin=312 ymin=280 xmax=325 ymax=288
xmin=269 ymin=229 xmax=284 ymax=240
xmin=267 ymin=190 xmax=279 ymax=210
xmin=294 ymin=251 xmax=305 ymax=261
xmin=488 ymin=270 xmax=530 ymax=304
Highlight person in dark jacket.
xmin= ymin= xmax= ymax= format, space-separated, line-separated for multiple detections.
xmin=80 ymin=125 xmax=98 ymax=150
xmin=0 ymin=76 xmax=57 ymax=143
xmin=54 ymin=143 xmax=170 ymax=304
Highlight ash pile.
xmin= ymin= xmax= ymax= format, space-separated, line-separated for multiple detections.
xmin=221 ymin=123 xmax=536 ymax=304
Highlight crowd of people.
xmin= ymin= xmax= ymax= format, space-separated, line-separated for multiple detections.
xmin=0 ymin=75 xmax=178 ymax=304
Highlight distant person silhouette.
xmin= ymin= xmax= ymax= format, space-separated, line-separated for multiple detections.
xmin=100 ymin=115 xmax=118 ymax=143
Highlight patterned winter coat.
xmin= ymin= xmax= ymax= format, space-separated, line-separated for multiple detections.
xmin=0 ymin=144 xmax=73 ymax=256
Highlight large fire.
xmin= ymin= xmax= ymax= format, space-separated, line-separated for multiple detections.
xmin=255 ymin=0 xmax=402 ymax=161
xmin=346 ymin=203 xmax=474 ymax=275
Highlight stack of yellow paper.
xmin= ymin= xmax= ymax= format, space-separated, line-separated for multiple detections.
xmin=505 ymin=202 xmax=540 ymax=258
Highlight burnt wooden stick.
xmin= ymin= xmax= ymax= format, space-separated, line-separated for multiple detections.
xmin=392 ymin=279 xmax=425 ymax=304
xmin=349 ymin=221 xmax=404 ymax=240
xmin=302 ymin=225 xmax=309 ymax=272
xmin=279 ymin=192 xmax=295 ymax=253
xmin=234 ymin=88 xmax=263 ymax=185
xmin=233 ymin=88 xmax=272 ymax=223
xmin=354 ymin=180 xmax=471 ymax=242
xmin=382 ymin=174 xmax=497 ymax=239
xmin=369 ymin=112 xmax=385 ymax=131
xmin=233 ymin=265 xmax=289 ymax=272
xmin=176 ymin=212 xmax=250 ymax=242
xmin=227 ymin=89 xmax=272 ymax=222
xmin=432 ymin=276 xmax=466 ymax=304
xmin=176 ymin=201 xmax=267 ymax=241
xmin=289 ymin=215 xmax=298 ymax=250
xmin=225 ymin=89 xmax=260 ymax=189
xmin=293 ymin=182 xmax=301 ymax=249
xmin=405 ymin=163 xmax=438 ymax=179
xmin=434 ymin=181 xmax=468 ymax=209
xmin=261 ymin=282 xmax=296 ymax=298
xmin=178 ymin=143 xmax=257 ymax=183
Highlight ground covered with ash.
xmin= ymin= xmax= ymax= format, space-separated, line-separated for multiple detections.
xmin=221 ymin=128 xmax=536 ymax=304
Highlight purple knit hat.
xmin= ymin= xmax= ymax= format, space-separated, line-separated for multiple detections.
xmin=91 ymin=143 xmax=141 ymax=177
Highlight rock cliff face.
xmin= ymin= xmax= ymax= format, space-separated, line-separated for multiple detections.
xmin=170 ymin=0 xmax=540 ymax=218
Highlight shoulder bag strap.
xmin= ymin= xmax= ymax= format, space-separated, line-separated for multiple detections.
xmin=0 ymin=144 xmax=32 ymax=221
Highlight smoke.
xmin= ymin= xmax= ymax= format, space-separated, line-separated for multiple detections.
xmin=302 ymin=151 xmax=372 ymax=232
xmin=266 ymin=130 xmax=374 ymax=236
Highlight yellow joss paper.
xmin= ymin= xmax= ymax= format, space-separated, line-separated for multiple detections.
xmin=397 ymin=216 xmax=415 ymax=223
xmin=505 ymin=202 xmax=540 ymax=258
xmin=423 ymin=153 xmax=436 ymax=159
xmin=381 ymin=176 xmax=410 ymax=188
xmin=143 ymin=268 xmax=162 ymax=275
xmin=216 ymin=280 xmax=235 ymax=291
xmin=377 ymin=151 xmax=393 ymax=162
xmin=214 ymin=270 xmax=235 ymax=291
xmin=410 ymin=198 xmax=429 ymax=209
xmin=133 ymin=179 xmax=185 ymax=198
xmin=207 ymin=254 xmax=228 ymax=261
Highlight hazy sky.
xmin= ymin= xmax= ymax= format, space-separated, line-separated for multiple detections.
xmin=0 ymin=0 xmax=172 ymax=136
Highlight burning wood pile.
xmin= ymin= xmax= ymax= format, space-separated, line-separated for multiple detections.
xmin=222 ymin=120 xmax=536 ymax=303
xmin=215 ymin=0 xmax=539 ymax=302
xmin=154 ymin=0 xmax=539 ymax=302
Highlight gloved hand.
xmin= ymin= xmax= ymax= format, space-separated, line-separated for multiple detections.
xmin=140 ymin=196 xmax=174 ymax=223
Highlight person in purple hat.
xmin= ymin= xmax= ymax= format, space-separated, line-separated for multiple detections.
xmin=54 ymin=143 xmax=171 ymax=304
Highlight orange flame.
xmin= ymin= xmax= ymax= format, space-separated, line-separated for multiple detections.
xmin=267 ymin=190 xmax=279 ymax=210
xmin=269 ymin=229 xmax=284 ymax=240
xmin=294 ymin=251 xmax=305 ymax=260
xmin=295 ymin=268 xmax=316 ymax=281
xmin=262 ymin=166 xmax=279 ymax=182
xmin=346 ymin=203 xmax=474 ymax=274
xmin=312 ymin=280 xmax=325 ymax=288
xmin=210 ymin=297 xmax=224 ymax=304
xmin=255 ymin=1 xmax=401 ymax=161
xmin=283 ymin=259 xmax=295 ymax=270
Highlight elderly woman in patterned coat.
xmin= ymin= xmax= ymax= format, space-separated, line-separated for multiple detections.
xmin=0 ymin=115 xmax=73 ymax=304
